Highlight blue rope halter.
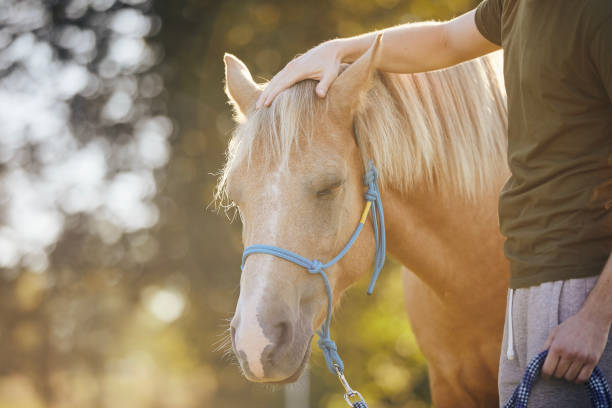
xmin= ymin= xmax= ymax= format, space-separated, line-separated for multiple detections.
xmin=241 ymin=160 xmax=386 ymax=376
xmin=505 ymin=350 xmax=612 ymax=408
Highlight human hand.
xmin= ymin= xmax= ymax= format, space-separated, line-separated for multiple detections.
xmin=541 ymin=310 xmax=610 ymax=383
xmin=255 ymin=40 xmax=344 ymax=109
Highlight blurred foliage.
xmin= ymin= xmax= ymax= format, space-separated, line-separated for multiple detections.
xmin=0 ymin=0 xmax=477 ymax=407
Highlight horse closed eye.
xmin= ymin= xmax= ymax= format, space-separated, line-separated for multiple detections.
xmin=316 ymin=182 xmax=343 ymax=198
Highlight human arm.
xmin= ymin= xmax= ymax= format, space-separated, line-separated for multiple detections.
xmin=256 ymin=8 xmax=500 ymax=108
xmin=541 ymin=251 xmax=612 ymax=383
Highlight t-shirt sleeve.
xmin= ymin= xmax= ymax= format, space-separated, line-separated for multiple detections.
xmin=590 ymin=16 xmax=612 ymax=101
xmin=474 ymin=0 xmax=503 ymax=46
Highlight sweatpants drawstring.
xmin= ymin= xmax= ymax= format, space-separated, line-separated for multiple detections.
xmin=507 ymin=288 xmax=515 ymax=360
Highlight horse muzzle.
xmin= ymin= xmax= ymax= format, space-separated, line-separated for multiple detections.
xmin=230 ymin=302 xmax=313 ymax=383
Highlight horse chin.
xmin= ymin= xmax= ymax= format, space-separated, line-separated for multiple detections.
xmin=270 ymin=342 xmax=312 ymax=384
xmin=248 ymin=335 xmax=313 ymax=385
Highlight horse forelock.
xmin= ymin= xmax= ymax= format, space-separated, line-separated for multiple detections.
xmin=215 ymin=52 xmax=507 ymax=210
xmin=215 ymin=79 xmax=323 ymax=209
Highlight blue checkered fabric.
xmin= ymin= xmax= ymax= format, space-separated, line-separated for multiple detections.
xmin=504 ymin=350 xmax=612 ymax=408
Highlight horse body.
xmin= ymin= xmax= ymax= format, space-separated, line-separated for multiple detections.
xmin=386 ymin=185 xmax=508 ymax=406
xmin=220 ymin=37 xmax=509 ymax=406
xmin=352 ymin=57 xmax=510 ymax=406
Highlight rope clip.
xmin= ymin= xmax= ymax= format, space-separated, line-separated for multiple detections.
xmin=334 ymin=364 xmax=366 ymax=407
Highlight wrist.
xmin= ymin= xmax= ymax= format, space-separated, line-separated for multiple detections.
xmin=331 ymin=37 xmax=365 ymax=64
xmin=578 ymin=301 xmax=612 ymax=328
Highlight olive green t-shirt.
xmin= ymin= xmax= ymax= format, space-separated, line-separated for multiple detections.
xmin=475 ymin=0 xmax=612 ymax=288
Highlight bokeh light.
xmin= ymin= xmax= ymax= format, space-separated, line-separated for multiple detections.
xmin=145 ymin=287 xmax=186 ymax=323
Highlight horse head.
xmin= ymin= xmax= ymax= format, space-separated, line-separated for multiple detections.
xmin=219 ymin=36 xmax=383 ymax=383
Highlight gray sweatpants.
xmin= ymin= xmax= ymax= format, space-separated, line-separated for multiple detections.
xmin=498 ymin=276 xmax=612 ymax=407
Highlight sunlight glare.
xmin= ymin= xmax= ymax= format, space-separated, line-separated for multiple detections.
xmin=147 ymin=289 xmax=185 ymax=323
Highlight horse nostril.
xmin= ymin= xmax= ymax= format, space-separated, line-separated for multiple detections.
xmin=261 ymin=320 xmax=294 ymax=367
xmin=275 ymin=321 xmax=290 ymax=348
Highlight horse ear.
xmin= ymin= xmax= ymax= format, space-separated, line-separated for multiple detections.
xmin=224 ymin=53 xmax=263 ymax=121
xmin=327 ymin=34 xmax=383 ymax=123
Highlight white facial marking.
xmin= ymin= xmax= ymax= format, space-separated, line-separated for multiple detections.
xmin=235 ymin=286 xmax=270 ymax=378
xmin=265 ymin=168 xmax=282 ymax=241
xmin=235 ymin=168 xmax=284 ymax=379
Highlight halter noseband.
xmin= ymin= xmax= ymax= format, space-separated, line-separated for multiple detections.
xmin=240 ymin=160 xmax=386 ymax=375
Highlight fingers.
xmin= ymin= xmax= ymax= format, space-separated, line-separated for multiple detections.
xmin=541 ymin=328 xmax=557 ymax=378
xmin=261 ymin=81 xmax=288 ymax=108
xmin=575 ymin=352 xmax=597 ymax=383
xmin=552 ymin=355 xmax=572 ymax=379
xmin=256 ymin=71 xmax=288 ymax=109
xmin=316 ymin=68 xmax=338 ymax=98
xmin=542 ymin=344 xmax=598 ymax=383
xmin=255 ymin=85 xmax=269 ymax=110
xmin=256 ymin=58 xmax=310 ymax=109
xmin=258 ymin=65 xmax=335 ymax=107
xmin=563 ymin=360 xmax=584 ymax=383
xmin=541 ymin=348 xmax=560 ymax=379
xmin=255 ymin=82 xmax=269 ymax=109
xmin=256 ymin=66 xmax=285 ymax=108
xmin=255 ymin=42 xmax=341 ymax=108
xmin=531 ymin=314 xmax=606 ymax=385
xmin=576 ymin=363 xmax=595 ymax=384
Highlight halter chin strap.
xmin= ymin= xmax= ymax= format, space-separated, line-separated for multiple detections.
xmin=241 ymin=160 xmax=386 ymax=374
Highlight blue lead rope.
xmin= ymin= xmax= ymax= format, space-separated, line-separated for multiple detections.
xmin=505 ymin=350 xmax=612 ymax=408
xmin=241 ymin=160 xmax=386 ymax=377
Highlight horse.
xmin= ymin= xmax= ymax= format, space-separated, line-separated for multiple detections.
xmin=217 ymin=36 xmax=510 ymax=407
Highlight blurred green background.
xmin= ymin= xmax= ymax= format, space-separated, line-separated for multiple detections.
xmin=0 ymin=0 xmax=477 ymax=407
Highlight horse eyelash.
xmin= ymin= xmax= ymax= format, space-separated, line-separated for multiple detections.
xmin=316 ymin=181 xmax=344 ymax=198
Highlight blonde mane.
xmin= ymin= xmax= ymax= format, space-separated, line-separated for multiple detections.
xmin=217 ymin=52 xmax=507 ymax=204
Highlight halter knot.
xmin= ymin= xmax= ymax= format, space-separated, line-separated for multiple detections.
xmin=308 ymin=260 xmax=324 ymax=274
xmin=364 ymin=190 xmax=378 ymax=202
xmin=363 ymin=165 xmax=378 ymax=186
xmin=317 ymin=335 xmax=337 ymax=352
xmin=317 ymin=331 xmax=344 ymax=372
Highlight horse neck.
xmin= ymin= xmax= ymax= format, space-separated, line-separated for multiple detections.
xmin=356 ymin=58 xmax=509 ymax=307
xmin=382 ymin=183 xmax=509 ymax=307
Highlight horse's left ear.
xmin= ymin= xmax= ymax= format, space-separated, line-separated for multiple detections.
xmin=327 ymin=33 xmax=383 ymax=123
xmin=224 ymin=53 xmax=263 ymax=122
